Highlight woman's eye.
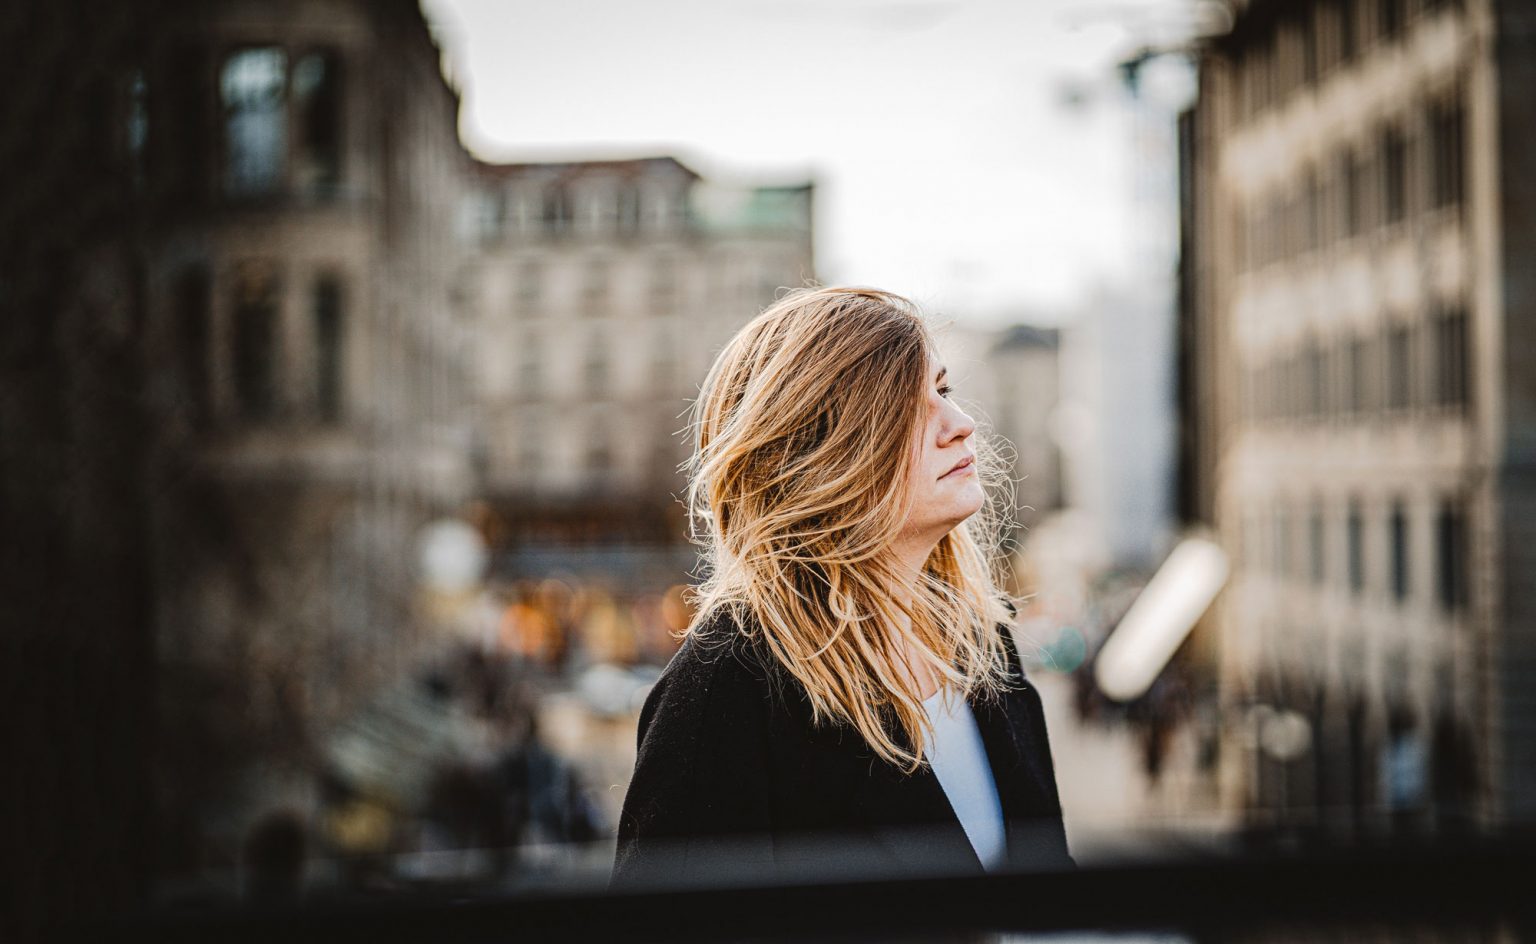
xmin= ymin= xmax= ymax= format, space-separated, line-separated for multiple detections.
xmin=937 ymin=384 xmax=953 ymax=398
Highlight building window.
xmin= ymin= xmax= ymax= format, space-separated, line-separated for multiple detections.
xmin=1347 ymin=501 xmax=1365 ymax=593
xmin=541 ymin=186 xmax=572 ymax=235
xmin=1275 ymin=505 xmax=1291 ymax=579
xmin=1303 ymin=169 xmax=1321 ymax=252
xmin=1379 ymin=0 xmax=1405 ymax=41
xmin=1346 ymin=336 xmax=1366 ymax=415
xmin=1382 ymin=127 xmax=1408 ymax=225
xmin=1323 ymin=167 xmax=1344 ymax=247
xmin=1241 ymin=360 xmax=1258 ymax=423
xmin=232 ymin=261 xmax=280 ymax=420
xmin=1430 ymin=98 xmax=1465 ymax=210
xmin=1303 ymin=342 xmax=1324 ymax=420
xmin=515 ymin=436 xmax=539 ymax=480
xmin=124 ymin=69 xmax=148 ymax=191
xmin=583 ymin=259 xmax=609 ymax=308
xmin=617 ymin=183 xmax=641 ymax=237
xmin=643 ymin=185 xmax=673 ymax=232
xmin=167 ymin=43 xmax=212 ymax=204
xmin=1433 ymin=306 xmax=1469 ymax=409
xmin=584 ymin=334 xmax=608 ymax=391
xmin=1327 ymin=342 xmax=1348 ymax=418
xmin=585 ymin=421 xmax=613 ymax=476
xmin=1242 ymin=512 xmax=1262 ymax=572
xmin=515 ymin=261 xmax=542 ymax=307
xmin=1387 ymin=324 xmax=1411 ymax=411
xmin=467 ymin=191 xmax=501 ymax=243
xmin=1390 ymin=501 xmax=1409 ymax=601
xmin=1301 ymin=10 xmax=1320 ymax=85
xmin=519 ymin=332 xmax=542 ymax=397
xmin=1245 ymin=198 xmax=1261 ymax=268
xmin=314 ymin=275 xmax=344 ymax=422
xmin=221 ymin=47 xmax=288 ymax=197
xmin=174 ymin=264 xmax=211 ymax=428
xmin=651 ymin=329 xmax=677 ymax=386
xmin=650 ymin=257 xmax=679 ymax=311
xmin=1310 ymin=505 xmax=1326 ymax=585
xmin=1319 ymin=2 xmax=1341 ymax=75
xmin=504 ymin=187 xmax=534 ymax=236
xmin=1338 ymin=0 xmax=1359 ymax=63
xmin=292 ymin=50 xmax=342 ymax=196
xmin=1345 ymin=151 xmax=1368 ymax=237
xmin=1436 ymin=500 xmax=1468 ymax=612
xmin=581 ymin=182 xmax=616 ymax=234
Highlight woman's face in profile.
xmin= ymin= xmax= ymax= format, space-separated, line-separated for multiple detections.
xmin=903 ymin=353 xmax=984 ymax=543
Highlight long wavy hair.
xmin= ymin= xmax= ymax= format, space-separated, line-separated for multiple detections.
xmin=682 ymin=285 xmax=1020 ymax=774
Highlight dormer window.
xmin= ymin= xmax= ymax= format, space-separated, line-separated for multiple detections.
xmin=221 ymin=47 xmax=287 ymax=196
xmin=541 ymin=186 xmax=572 ymax=235
xmin=293 ymin=51 xmax=342 ymax=196
xmin=220 ymin=45 xmax=343 ymax=200
xmin=617 ymin=183 xmax=641 ymax=237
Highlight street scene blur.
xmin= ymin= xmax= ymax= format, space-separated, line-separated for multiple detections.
xmin=3 ymin=0 xmax=1534 ymax=941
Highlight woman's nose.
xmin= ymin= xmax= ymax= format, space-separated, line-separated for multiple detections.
xmin=946 ymin=403 xmax=975 ymax=441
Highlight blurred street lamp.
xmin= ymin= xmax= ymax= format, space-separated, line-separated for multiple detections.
xmin=1093 ymin=535 xmax=1229 ymax=702
xmin=417 ymin=517 xmax=488 ymax=594
xmin=417 ymin=517 xmax=491 ymax=642
xmin=1257 ymin=707 xmax=1313 ymax=764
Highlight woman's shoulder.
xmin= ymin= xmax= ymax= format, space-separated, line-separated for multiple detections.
xmin=661 ymin=604 xmax=773 ymax=683
xmin=637 ymin=606 xmax=777 ymax=734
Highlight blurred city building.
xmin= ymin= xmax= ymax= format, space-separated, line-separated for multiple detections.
xmin=1179 ymin=0 xmax=1532 ymax=836
xmin=939 ymin=321 xmax=1065 ymax=556
xmin=1057 ymin=284 xmax=1181 ymax=575
xmin=129 ymin=0 xmax=480 ymax=871
xmin=461 ymin=157 xmax=814 ymax=597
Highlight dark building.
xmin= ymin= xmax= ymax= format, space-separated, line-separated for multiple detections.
xmin=1179 ymin=0 xmax=1534 ymax=836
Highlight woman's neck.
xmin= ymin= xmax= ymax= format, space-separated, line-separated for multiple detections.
xmin=886 ymin=600 xmax=942 ymax=701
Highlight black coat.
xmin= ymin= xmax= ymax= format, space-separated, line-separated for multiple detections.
xmin=610 ymin=605 xmax=1076 ymax=889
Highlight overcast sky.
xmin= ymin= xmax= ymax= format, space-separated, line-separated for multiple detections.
xmin=420 ymin=0 xmax=1196 ymax=326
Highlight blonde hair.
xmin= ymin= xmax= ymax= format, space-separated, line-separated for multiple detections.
xmin=682 ymin=285 xmax=1019 ymax=774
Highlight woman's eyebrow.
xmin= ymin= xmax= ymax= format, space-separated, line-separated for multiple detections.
xmin=935 ymin=366 xmax=948 ymax=384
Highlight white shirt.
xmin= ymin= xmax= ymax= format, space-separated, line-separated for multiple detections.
xmin=921 ymin=686 xmax=1007 ymax=871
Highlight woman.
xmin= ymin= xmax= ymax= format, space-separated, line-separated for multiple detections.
xmin=611 ymin=286 xmax=1074 ymax=890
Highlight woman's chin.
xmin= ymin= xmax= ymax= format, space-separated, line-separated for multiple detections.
xmin=950 ymin=492 xmax=985 ymax=523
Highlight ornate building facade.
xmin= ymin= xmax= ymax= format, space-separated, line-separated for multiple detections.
xmin=463 ymin=157 xmax=815 ymax=586
xmin=135 ymin=0 xmax=478 ymax=862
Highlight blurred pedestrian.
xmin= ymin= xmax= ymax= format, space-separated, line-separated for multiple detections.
xmin=242 ymin=810 xmax=306 ymax=903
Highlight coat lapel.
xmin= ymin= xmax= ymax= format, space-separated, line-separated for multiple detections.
xmin=853 ymin=631 xmax=1070 ymax=875
xmin=834 ymin=626 xmax=1073 ymax=876
xmin=970 ymin=632 xmax=1076 ymax=868
xmin=854 ymin=722 xmax=987 ymax=876
xmin=968 ymin=675 xmax=1066 ymax=867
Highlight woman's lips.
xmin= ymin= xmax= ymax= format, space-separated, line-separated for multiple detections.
xmin=940 ymin=455 xmax=975 ymax=479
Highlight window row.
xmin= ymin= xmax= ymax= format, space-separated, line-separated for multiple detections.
xmin=514 ymin=331 xmax=681 ymax=400
xmin=172 ymin=262 xmax=346 ymax=426
xmin=506 ymin=257 xmax=788 ymax=315
xmin=1238 ymin=97 xmax=1464 ymax=271
xmin=1244 ymin=307 xmax=1468 ymax=424
xmin=511 ymin=258 xmax=682 ymax=310
xmin=505 ymin=423 xmax=690 ymax=483
xmin=1246 ymin=494 xmax=1469 ymax=612
xmin=1234 ymin=0 xmax=1459 ymax=124
xmin=479 ymin=181 xmax=690 ymax=241
xmin=148 ymin=43 xmax=345 ymax=203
